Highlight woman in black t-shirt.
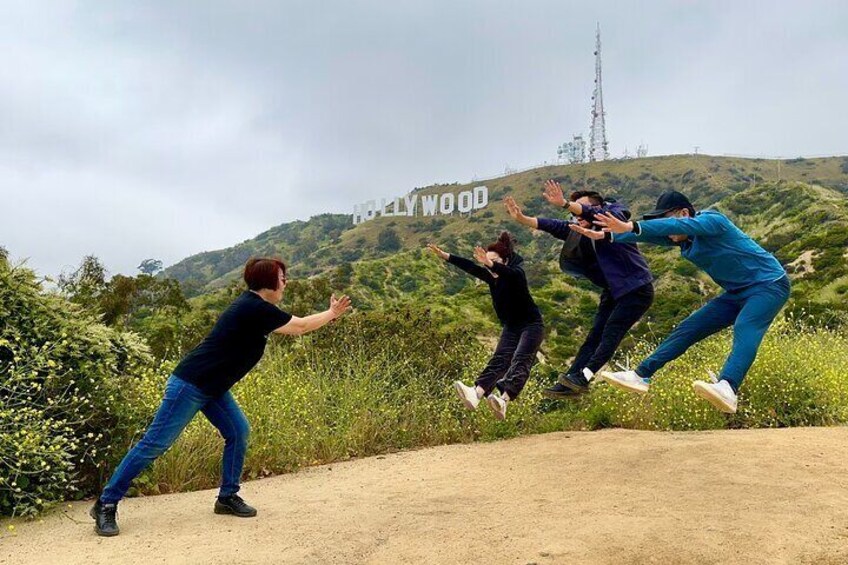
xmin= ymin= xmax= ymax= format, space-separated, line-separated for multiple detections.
xmin=428 ymin=231 xmax=544 ymax=421
xmin=90 ymin=258 xmax=351 ymax=537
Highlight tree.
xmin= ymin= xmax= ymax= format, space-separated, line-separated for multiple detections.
xmin=377 ymin=227 xmax=402 ymax=252
xmin=138 ymin=258 xmax=163 ymax=276
xmin=58 ymin=255 xmax=107 ymax=310
xmin=330 ymin=263 xmax=354 ymax=289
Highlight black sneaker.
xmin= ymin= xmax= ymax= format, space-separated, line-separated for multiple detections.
xmin=214 ymin=494 xmax=257 ymax=518
xmin=90 ymin=499 xmax=119 ymax=537
xmin=543 ymin=383 xmax=585 ymax=399
xmin=558 ymin=372 xmax=590 ymax=393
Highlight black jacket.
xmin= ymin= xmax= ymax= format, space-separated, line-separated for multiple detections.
xmin=447 ymin=252 xmax=543 ymax=327
xmin=537 ymin=199 xmax=654 ymax=299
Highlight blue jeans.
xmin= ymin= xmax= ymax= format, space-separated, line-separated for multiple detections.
xmin=101 ymin=375 xmax=250 ymax=504
xmin=636 ymin=276 xmax=790 ymax=392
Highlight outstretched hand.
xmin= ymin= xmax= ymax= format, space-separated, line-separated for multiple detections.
xmin=569 ymin=223 xmax=605 ymax=240
xmin=473 ymin=246 xmax=494 ymax=267
xmin=426 ymin=243 xmax=449 ymax=261
xmin=329 ymin=293 xmax=352 ymax=318
xmin=504 ymin=196 xmax=523 ymax=220
xmin=542 ymin=180 xmax=567 ymax=208
xmin=593 ymin=212 xmax=634 ymax=234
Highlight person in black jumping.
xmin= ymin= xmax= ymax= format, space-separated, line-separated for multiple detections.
xmin=504 ymin=179 xmax=654 ymax=398
xmin=427 ymin=231 xmax=544 ymax=420
xmin=90 ymin=257 xmax=352 ymax=537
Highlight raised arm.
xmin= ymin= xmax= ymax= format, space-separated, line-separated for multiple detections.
xmin=634 ymin=214 xmax=727 ymax=238
xmin=448 ymin=254 xmax=494 ymax=282
xmin=541 ymin=180 xmax=629 ymax=223
xmin=610 ymin=231 xmax=676 ymax=247
xmin=489 ymin=260 xmax=526 ymax=280
xmin=542 ymin=180 xmax=581 ymax=216
xmin=275 ymin=294 xmax=351 ymax=336
xmin=594 ymin=211 xmax=727 ymax=240
xmin=428 ymin=243 xmax=493 ymax=282
xmin=569 ymin=222 xmax=674 ymax=247
xmin=504 ymin=196 xmax=539 ymax=229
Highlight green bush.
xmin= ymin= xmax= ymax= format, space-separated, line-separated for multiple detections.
xmin=122 ymin=307 xmax=549 ymax=493
xmin=376 ymin=227 xmax=402 ymax=252
xmin=559 ymin=320 xmax=848 ymax=431
xmin=0 ymin=258 xmax=152 ymax=517
xmin=6 ymin=243 xmax=848 ymax=517
xmin=119 ymin=311 xmax=848 ymax=499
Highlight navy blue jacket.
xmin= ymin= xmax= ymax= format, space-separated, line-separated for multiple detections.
xmin=537 ymin=200 xmax=654 ymax=299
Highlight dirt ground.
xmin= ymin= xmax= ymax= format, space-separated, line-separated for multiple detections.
xmin=3 ymin=427 xmax=848 ymax=565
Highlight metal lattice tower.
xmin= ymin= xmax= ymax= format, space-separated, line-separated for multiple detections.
xmin=589 ymin=23 xmax=609 ymax=162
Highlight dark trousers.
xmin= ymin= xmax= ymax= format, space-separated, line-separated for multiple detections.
xmin=564 ymin=282 xmax=654 ymax=379
xmin=476 ymin=320 xmax=544 ymax=400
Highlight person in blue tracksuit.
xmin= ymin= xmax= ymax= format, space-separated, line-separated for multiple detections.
xmin=504 ymin=180 xmax=654 ymax=398
xmin=571 ymin=190 xmax=790 ymax=413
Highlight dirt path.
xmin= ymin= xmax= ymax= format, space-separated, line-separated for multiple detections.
xmin=4 ymin=428 xmax=848 ymax=565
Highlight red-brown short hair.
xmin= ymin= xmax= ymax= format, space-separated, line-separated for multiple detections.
xmin=243 ymin=258 xmax=287 ymax=291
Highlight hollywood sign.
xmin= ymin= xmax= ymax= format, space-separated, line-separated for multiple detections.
xmin=353 ymin=185 xmax=489 ymax=225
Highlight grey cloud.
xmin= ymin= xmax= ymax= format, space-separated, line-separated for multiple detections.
xmin=1 ymin=0 xmax=846 ymax=277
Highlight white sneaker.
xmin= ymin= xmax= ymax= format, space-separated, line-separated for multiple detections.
xmin=453 ymin=381 xmax=480 ymax=410
xmin=487 ymin=393 xmax=507 ymax=421
xmin=600 ymin=370 xmax=650 ymax=393
xmin=693 ymin=379 xmax=738 ymax=414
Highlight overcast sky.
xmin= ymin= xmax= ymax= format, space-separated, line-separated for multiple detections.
xmin=2 ymin=0 xmax=846 ymax=278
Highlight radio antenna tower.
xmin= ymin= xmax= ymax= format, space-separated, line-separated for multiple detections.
xmin=589 ymin=23 xmax=609 ymax=162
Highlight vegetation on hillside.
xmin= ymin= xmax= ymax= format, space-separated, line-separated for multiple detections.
xmin=8 ymin=249 xmax=846 ymax=519
xmin=4 ymin=155 xmax=848 ymax=518
xmin=163 ymin=155 xmax=848 ymax=291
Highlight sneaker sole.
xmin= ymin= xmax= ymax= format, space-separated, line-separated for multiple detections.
xmin=600 ymin=372 xmax=649 ymax=394
xmin=693 ymin=382 xmax=737 ymax=414
xmin=453 ymin=382 xmax=478 ymax=410
xmin=557 ymin=376 xmax=589 ymax=393
xmin=486 ymin=396 xmax=506 ymax=421
xmin=543 ymin=388 xmax=584 ymax=399
xmin=214 ymin=504 xmax=257 ymax=518
xmin=89 ymin=506 xmax=119 ymax=537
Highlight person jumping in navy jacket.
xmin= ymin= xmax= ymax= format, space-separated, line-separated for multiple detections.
xmin=573 ymin=190 xmax=790 ymax=414
xmin=427 ymin=232 xmax=543 ymax=420
xmin=504 ymin=180 xmax=654 ymax=398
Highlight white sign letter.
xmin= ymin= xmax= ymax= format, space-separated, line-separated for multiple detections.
xmin=364 ymin=200 xmax=377 ymax=221
xmin=422 ymin=194 xmax=438 ymax=216
xmin=440 ymin=193 xmax=456 ymax=215
xmin=473 ymin=186 xmax=489 ymax=209
xmin=404 ymin=194 xmax=418 ymax=217
xmin=458 ymin=190 xmax=474 ymax=214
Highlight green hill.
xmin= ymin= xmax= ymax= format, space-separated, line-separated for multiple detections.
xmin=163 ymin=154 xmax=848 ymax=291
xmin=160 ymin=154 xmax=848 ymax=367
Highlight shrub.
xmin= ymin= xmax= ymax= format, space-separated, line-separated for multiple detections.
xmin=376 ymin=228 xmax=402 ymax=252
xmin=563 ymin=320 xmax=848 ymax=431
xmin=123 ymin=307 xmax=549 ymax=492
xmin=0 ymin=258 xmax=152 ymax=517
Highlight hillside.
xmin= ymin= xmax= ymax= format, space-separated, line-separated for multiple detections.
xmin=162 ymin=154 xmax=848 ymax=365
xmin=163 ymin=154 xmax=848 ymax=290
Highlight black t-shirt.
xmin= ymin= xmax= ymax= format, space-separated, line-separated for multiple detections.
xmin=174 ymin=291 xmax=293 ymax=397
